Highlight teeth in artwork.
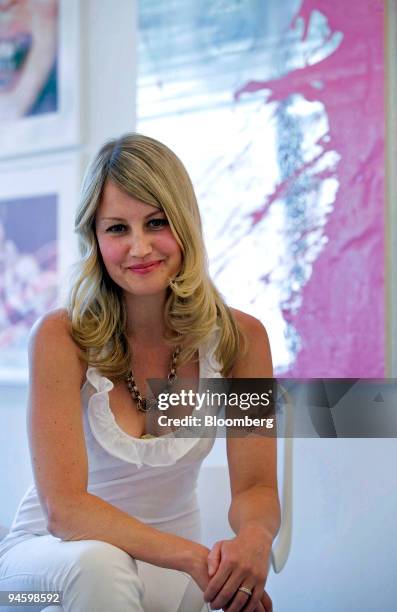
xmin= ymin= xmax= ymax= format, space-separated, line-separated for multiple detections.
xmin=0 ymin=35 xmax=31 ymax=80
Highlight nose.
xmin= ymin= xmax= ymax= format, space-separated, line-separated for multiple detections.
xmin=128 ymin=231 xmax=153 ymax=259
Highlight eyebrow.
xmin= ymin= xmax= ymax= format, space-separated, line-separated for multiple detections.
xmin=99 ymin=211 xmax=165 ymax=222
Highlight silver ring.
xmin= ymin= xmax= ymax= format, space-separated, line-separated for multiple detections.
xmin=238 ymin=586 xmax=253 ymax=596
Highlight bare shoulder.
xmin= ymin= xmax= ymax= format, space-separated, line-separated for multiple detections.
xmin=229 ymin=307 xmax=266 ymax=333
xmin=29 ymin=307 xmax=87 ymax=387
xmin=29 ymin=307 xmax=72 ymax=347
xmin=229 ymin=307 xmax=270 ymax=342
xmin=229 ymin=307 xmax=273 ymax=377
xmin=30 ymin=306 xmax=67 ymax=328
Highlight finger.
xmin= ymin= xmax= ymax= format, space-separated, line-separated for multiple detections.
xmin=222 ymin=590 xmax=252 ymax=612
xmin=211 ymin=577 xmax=255 ymax=612
xmin=240 ymin=584 xmax=264 ymax=612
xmin=203 ymin=566 xmax=233 ymax=604
xmin=207 ymin=541 xmax=222 ymax=577
xmin=260 ymin=590 xmax=273 ymax=612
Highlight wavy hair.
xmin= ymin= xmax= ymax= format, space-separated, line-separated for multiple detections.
xmin=66 ymin=133 xmax=247 ymax=382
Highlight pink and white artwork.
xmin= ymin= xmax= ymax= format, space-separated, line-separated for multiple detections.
xmin=137 ymin=0 xmax=384 ymax=377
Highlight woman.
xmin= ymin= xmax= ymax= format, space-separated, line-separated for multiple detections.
xmin=0 ymin=133 xmax=280 ymax=611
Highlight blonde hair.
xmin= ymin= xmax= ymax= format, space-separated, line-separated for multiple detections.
xmin=66 ymin=133 xmax=247 ymax=382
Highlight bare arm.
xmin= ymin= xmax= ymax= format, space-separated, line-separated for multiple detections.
xmin=204 ymin=311 xmax=280 ymax=612
xmin=27 ymin=309 xmax=208 ymax=581
xmin=227 ymin=314 xmax=280 ymax=544
xmin=49 ymin=491 xmax=205 ymax=573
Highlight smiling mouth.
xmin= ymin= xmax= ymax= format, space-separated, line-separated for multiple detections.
xmin=128 ymin=261 xmax=163 ymax=274
xmin=0 ymin=32 xmax=32 ymax=92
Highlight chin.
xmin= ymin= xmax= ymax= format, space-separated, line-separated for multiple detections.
xmin=123 ymin=283 xmax=169 ymax=297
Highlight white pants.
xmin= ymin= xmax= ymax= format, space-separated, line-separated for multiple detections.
xmin=0 ymin=533 xmax=204 ymax=611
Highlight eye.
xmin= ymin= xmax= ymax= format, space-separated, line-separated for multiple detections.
xmin=147 ymin=218 xmax=169 ymax=229
xmin=106 ymin=224 xmax=127 ymax=233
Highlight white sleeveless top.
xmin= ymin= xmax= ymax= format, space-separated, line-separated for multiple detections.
xmin=0 ymin=327 xmax=223 ymax=557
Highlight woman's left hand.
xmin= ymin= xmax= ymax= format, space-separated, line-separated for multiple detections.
xmin=203 ymin=526 xmax=272 ymax=612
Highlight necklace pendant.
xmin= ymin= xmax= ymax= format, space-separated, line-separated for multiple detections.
xmin=138 ymin=397 xmax=157 ymax=413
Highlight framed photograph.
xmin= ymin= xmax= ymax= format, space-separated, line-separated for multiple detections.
xmin=0 ymin=153 xmax=81 ymax=384
xmin=0 ymin=0 xmax=80 ymax=158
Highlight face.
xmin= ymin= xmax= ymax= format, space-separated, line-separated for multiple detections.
xmin=0 ymin=0 xmax=58 ymax=120
xmin=95 ymin=180 xmax=183 ymax=299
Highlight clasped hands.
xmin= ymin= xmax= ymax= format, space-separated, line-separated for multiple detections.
xmin=193 ymin=527 xmax=273 ymax=612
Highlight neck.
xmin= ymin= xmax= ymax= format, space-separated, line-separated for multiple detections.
xmin=124 ymin=292 xmax=169 ymax=346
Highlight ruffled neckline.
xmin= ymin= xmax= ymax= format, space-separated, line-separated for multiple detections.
xmin=84 ymin=328 xmax=223 ymax=467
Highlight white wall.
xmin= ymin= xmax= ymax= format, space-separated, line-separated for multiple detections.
xmin=79 ymin=0 xmax=137 ymax=162
xmin=0 ymin=385 xmax=32 ymax=528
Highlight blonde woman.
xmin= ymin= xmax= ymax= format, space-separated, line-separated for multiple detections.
xmin=0 ymin=134 xmax=280 ymax=612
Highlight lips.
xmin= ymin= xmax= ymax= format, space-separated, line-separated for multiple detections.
xmin=130 ymin=260 xmax=163 ymax=270
xmin=127 ymin=260 xmax=163 ymax=275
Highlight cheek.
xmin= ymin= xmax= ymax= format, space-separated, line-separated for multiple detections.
xmin=97 ymin=238 xmax=125 ymax=266
xmin=156 ymin=230 xmax=182 ymax=259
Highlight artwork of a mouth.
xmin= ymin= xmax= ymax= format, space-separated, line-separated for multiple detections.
xmin=0 ymin=32 xmax=32 ymax=91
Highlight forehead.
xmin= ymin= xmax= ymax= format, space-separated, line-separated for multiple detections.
xmin=97 ymin=180 xmax=161 ymax=218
